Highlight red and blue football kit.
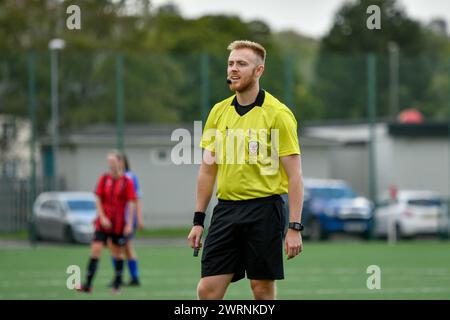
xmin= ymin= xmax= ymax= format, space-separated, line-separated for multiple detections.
xmin=94 ymin=173 xmax=137 ymax=235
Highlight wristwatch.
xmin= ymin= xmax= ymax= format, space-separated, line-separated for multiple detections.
xmin=288 ymin=222 xmax=304 ymax=231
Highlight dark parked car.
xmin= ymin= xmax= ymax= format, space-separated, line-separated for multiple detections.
xmin=301 ymin=178 xmax=374 ymax=240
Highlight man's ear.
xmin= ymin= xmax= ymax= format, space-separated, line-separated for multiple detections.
xmin=255 ymin=64 xmax=265 ymax=78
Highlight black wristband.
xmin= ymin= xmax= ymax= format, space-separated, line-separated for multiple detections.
xmin=193 ymin=211 xmax=205 ymax=227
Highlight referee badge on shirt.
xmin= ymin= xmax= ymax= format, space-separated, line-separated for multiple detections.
xmin=248 ymin=140 xmax=259 ymax=156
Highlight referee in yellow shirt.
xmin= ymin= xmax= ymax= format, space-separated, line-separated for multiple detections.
xmin=188 ymin=40 xmax=304 ymax=300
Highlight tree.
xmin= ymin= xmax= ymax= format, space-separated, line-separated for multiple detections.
xmin=311 ymin=0 xmax=447 ymax=121
xmin=0 ymin=0 xmax=284 ymax=129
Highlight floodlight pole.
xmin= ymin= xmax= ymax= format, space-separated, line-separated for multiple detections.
xmin=367 ymin=53 xmax=378 ymax=240
xmin=388 ymin=42 xmax=399 ymax=120
xmin=49 ymin=38 xmax=65 ymax=191
xmin=200 ymin=52 xmax=210 ymax=123
xmin=27 ymin=51 xmax=37 ymax=248
xmin=116 ymin=53 xmax=124 ymax=153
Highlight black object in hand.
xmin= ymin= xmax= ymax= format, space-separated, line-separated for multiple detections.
xmin=193 ymin=247 xmax=200 ymax=257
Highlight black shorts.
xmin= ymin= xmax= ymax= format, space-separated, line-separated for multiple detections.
xmin=201 ymin=195 xmax=285 ymax=283
xmin=93 ymin=231 xmax=127 ymax=247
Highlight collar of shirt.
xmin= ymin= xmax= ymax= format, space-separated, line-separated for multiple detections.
xmin=231 ymin=89 xmax=265 ymax=116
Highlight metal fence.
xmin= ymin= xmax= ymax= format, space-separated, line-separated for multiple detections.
xmin=0 ymin=51 xmax=448 ymax=129
xmin=0 ymin=177 xmax=65 ymax=232
xmin=0 ymin=50 xmax=450 ymax=232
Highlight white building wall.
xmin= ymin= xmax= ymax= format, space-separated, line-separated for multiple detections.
xmin=330 ymin=146 xmax=368 ymax=196
xmin=375 ymin=130 xmax=394 ymax=197
xmin=53 ymin=125 xmax=450 ymax=228
xmin=301 ymin=146 xmax=331 ymax=179
xmin=391 ymin=138 xmax=450 ymax=197
xmin=58 ymin=143 xmax=217 ymax=228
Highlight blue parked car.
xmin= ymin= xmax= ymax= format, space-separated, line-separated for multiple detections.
xmin=300 ymin=178 xmax=374 ymax=240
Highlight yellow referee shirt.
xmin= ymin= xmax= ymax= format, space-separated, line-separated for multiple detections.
xmin=200 ymin=90 xmax=301 ymax=200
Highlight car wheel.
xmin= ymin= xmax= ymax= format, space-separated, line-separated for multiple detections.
xmin=395 ymin=223 xmax=411 ymax=240
xmin=361 ymin=220 xmax=374 ymax=240
xmin=64 ymin=226 xmax=75 ymax=243
xmin=361 ymin=229 xmax=372 ymax=240
xmin=394 ymin=223 xmax=401 ymax=240
xmin=35 ymin=230 xmax=42 ymax=241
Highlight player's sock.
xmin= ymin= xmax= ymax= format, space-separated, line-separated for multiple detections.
xmin=85 ymin=257 xmax=99 ymax=288
xmin=113 ymin=259 xmax=124 ymax=289
xmin=127 ymin=259 xmax=139 ymax=281
xmin=107 ymin=257 xmax=120 ymax=287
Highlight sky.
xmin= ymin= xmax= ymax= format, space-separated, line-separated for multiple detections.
xmin=151 ymin=0 xmax=450 ymax=38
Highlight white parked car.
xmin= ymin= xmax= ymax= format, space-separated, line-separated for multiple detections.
xmin=33 ymin=192 xmax=97 ymax=244
xmin=374 ymin=190 xmax=449 ymax=239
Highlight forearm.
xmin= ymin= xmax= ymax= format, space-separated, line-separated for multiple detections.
xmin=127 ymin=201 xmax=137 ymax=225
xmin=136 ymin=199 xmax=143 ymax=221
xmin=195 ymin=165 xmax=217 ymax=213
xmin=287 ymin=173 xmax=304 ymax=223
xmin=95 ymin=197 xmax=106 ymax=219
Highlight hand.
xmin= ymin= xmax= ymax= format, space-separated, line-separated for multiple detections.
xmin=285 ymin=229 xmax=303 ymax=260
xmin=187 ymin=225 xmax=204 ymax=250
xmin=124 ymin=224 xmax=133 ymax=236
xmin=100 ymin=216 xmax=112 ymax=229
xmin=137 ymin=219 xmax=144 ymax=230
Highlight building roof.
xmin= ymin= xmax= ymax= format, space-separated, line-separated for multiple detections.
xmin=40 ymin=123 xmax=339 ymax=148
xmin=388 ymin=122 xmax=450 ymax=137
xmin=40 ymin=120 xmax=450 ymax=149
xmin=304 ymin=123 xmax=386 ymax=145
xmin=41 ymin=123 xmax=190 ymax=147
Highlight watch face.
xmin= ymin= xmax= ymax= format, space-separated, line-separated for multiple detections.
xmin=289 ymin=222 xmax=303 ymax=231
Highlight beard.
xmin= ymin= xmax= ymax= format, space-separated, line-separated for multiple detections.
xmin=229 ymin=68 xmax=258 ymax=93
xmin=234 ymin=78 xmax=255 ymax=93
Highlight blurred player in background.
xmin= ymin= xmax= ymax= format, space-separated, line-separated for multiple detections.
xmin=78 ymin=150 xmax=137 ymax=294
xmin=109 ymin=153 xmax=144 ymax=287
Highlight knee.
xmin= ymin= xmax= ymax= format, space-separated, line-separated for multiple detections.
xmin=90 ymin=243 xmax=102 ymax=258
xmin=197 ymin=280 xmax=221 ymax=300
xmin=125 ymin=244 xmax=135 ymax=259
xmin=251 ymin=281 xmax=275 ymax=300
xmin=110 ymin=245 xmax=123 ymax=259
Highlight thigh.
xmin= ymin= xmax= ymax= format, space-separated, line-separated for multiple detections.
xmin=109 ymin=242 xmax=123 ymax=258
xmin=124 ymin=239 xmax=136 ymax=258
xmin=245 ymin=199 xmax=284 ymax=280
xmin=90 ymin=239 xmax=104 ymax=258
xmin=111 ymin=234 xmax=127 ymax=247
xmin=92 ymin=231 xmax=107 ymax=246
xmin=201 ymin=204 xmax=245 ymax=281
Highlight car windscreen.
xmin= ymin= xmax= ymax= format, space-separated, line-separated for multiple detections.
xmin=407 ymin=199 xmax=442 ymax=207
xmin=308 ymin=187 xmax=357 ymax=199
xmin=66 ymin=200 xmax=96 ymax=212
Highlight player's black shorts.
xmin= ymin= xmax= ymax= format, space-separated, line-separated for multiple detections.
xmin=93 ymin=231 xmax=127 ymax=247
xmin=201 ymin=194 xmax=285 ymax=282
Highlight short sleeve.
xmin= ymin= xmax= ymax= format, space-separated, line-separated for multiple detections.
xmin=200 ymin=105 xmax=219 ymax=152
xmin=95 ymin=175 xmax=106 ymax=198
xmin=126 ymin=177 xmax=137 ymax=201
xmin=132 ymin=174 xmax=141 ymax=198
xmin=273 ymin=108 xmax=301 ymax=157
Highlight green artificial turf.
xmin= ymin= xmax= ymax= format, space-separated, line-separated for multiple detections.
xmin=1 ymin=240 xmax=449 ymax=300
